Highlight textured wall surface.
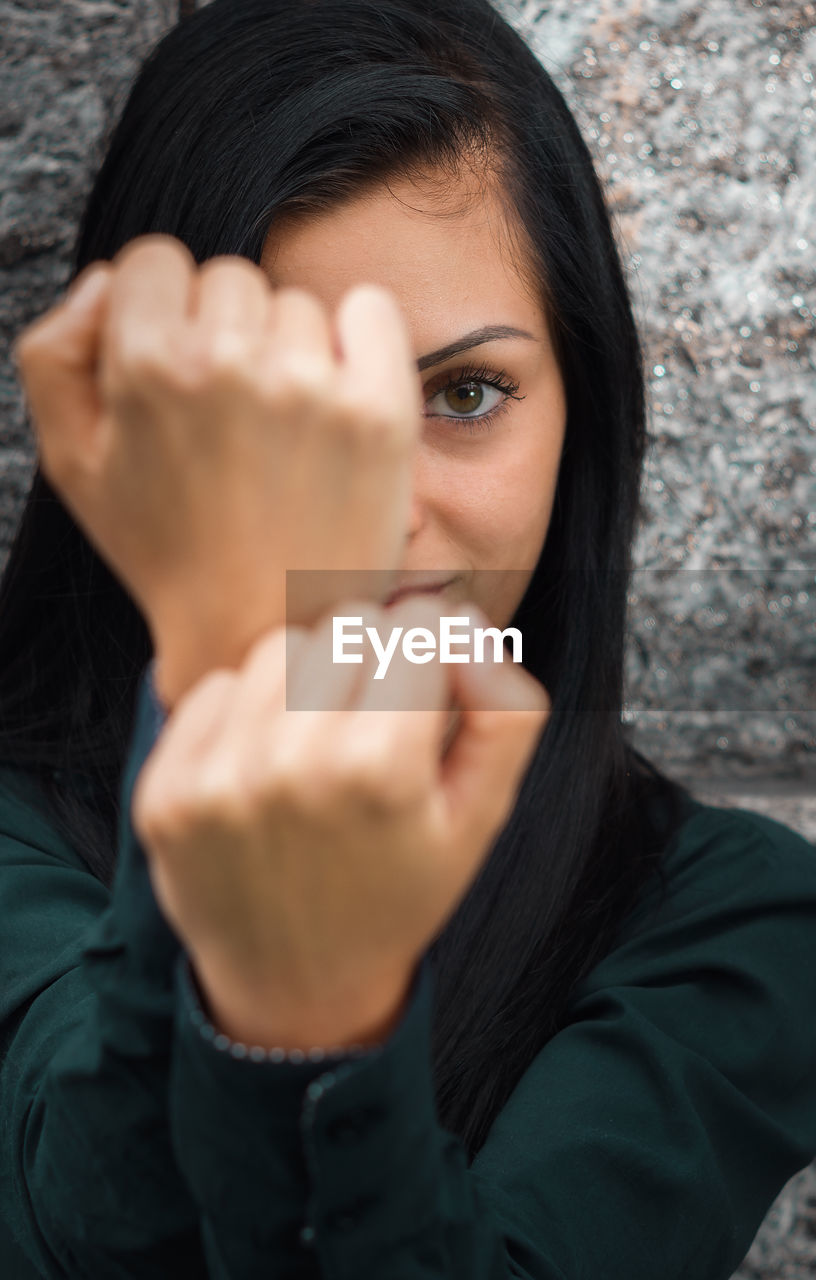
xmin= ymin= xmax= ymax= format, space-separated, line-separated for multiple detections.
xmin=1 ymin=3 xmax=814 ymax=1275
xmin=1 ymin=0 xmax=813 ymax=784
xmin=498 ymin=0 xmax=816 ymax=782
xmin=504 ymin=8 xmax=815 ymax=1272
xmin=0 ymin=0 xmax=177 ymax=542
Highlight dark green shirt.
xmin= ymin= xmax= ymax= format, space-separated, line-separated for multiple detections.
xmin=1 ymin=662 xmax=815 ymax=1278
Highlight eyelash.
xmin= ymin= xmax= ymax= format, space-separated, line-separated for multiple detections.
xmin=424 ymin=360 xmax=525 ymax=434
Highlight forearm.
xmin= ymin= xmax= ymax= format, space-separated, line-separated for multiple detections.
xmin=6 ymin=952 xmax=205 ymax=1278
xmin=165 ymin=951 xmax=537 ymax=1280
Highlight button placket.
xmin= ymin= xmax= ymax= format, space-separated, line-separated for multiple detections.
xmin=325 ymin=1194 xmax=380 ymax=1233
xmin=295 ymin=957 xmax=434 ymax=1268
xmin=298 ymin=1069 xmax=340 ymax=1251
xmin=324 ymin=1104 xmax=384 ymax=1145
xmin=298 ymin=1059 xmax=386 ymax=1259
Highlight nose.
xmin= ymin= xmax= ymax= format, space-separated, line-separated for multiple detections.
xmin=404 ymin=449 xmax=428 ymax=542
xmin=406 ymin=490 xmax=423 ymax=541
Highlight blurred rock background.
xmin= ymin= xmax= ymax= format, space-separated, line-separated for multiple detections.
xmin=514 ymin=0 xmax=816 ymax=791
xmin=1 ymin=1 xmax=814 ymax=1274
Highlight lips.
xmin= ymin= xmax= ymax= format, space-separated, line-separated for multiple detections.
xmin=383 ymin=578 xmax=456 ymax=607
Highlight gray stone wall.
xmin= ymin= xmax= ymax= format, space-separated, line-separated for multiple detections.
xmin=508 ymin=7 xmax=816 ymax=1273
xmin=2 ymin=1 xmax=813 ymax=787
xmin=1 ymin=3 xmax=814 ymax=1274
xmin=0 ymin=0 xmax=177 ymax=543
xmin=500 ymin=0 xmax=815 ymax=785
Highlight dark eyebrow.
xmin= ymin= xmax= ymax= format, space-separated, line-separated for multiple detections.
xmin=416 ymin=325 xmax=537 ymax=372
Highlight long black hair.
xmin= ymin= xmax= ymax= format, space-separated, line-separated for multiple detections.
xmin=0 ymin=0 xmax=694 ymax=1162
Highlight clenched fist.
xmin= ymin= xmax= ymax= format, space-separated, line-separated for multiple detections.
xmin=13 ymin=235 xmax=423 ymax=710
xmin=131 ymin=597 xmax=552 ymax=1052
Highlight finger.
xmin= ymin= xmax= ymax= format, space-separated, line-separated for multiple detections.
xmin=63 ymin=261 xmax=113 ymax=310
xmin=228 ymin=622 xmax=357 ymax=797
xmin=380 ymin=597 xmax=464 ymax=759
xmin=354 ymin=595 xmax=448 ymax=710
xmin=262 ymin=286 xmax=337 ymax=394
xmin=254 ymin=600 xmax=394 ymax=786
xmin=334 ymin=283 xmax=423 ymax=440
xmin=100 ymin=235 xmax=196 ymax=395
xmin=228 ymin=624 xmax=310 ymax=724
xmin=141 ymin=628 xmax=311 ymax=829
xmin=13 ymin=264 xmax=113 ymax=463
xmin=215 ymin=625 xmax=316 ymax=780
xmin=330 ymin=598 xmax=450 ymax=795
xmin=193 ymin=256 xmax=271 ymax=340
xmin=132 ymin=666 xmax=239 ymax=837
xmin=285 ymin=605 xmax=373 ymax=712
xmin=439 ymin=604 xmax=551 ymax=838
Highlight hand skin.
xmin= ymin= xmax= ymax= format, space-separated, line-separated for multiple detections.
xmin=13 ymin=171 xmax=566 ymax=1045
xmin=12 ymin=236 xmax=423 ymax=711
xmin=12 ymin=167 xmax=568 ymax=711
xmin=131 ymin=597 xmax=551 ymax=1052
xmin=189 ymin=943 xmax=416 ymax=1054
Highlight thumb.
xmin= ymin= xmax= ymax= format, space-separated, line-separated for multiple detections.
xmin=13 ymin=263 xmax=112 ymax=459
xmin=439 ymin=604 xmax=551 ymax=845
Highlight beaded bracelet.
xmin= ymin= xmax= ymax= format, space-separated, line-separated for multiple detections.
xmin=148 ymin=660 xmax=376 ymax=1065
xmin=187 ymin=999 xmax=371 ymax=1063
xmin=182 ymin=957 xmax=372 ymax=1064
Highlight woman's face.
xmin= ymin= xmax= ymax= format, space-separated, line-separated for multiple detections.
xmin=261 ymin=167 xmax=567 ymax=630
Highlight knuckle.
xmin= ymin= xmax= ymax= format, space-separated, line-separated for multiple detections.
xmin=198 ymin=254 xmax=262 ymax=283
xmin=268 ymin=355 xmax=335 ymax=410
xmin=245 ymin=625 xmax=289 ymax=667
xmin=131 ymin=768 xmax=183 ymax=847
xmin=200 ymin=667 xmax=238 ymax=695
xmin=37 ymin=435 xmax=81 ymax=487
xmin=345 ymin=281 xmax=392 ymax=307
xmin=11 ymin=330 xmax=33 ymax=366
xmin=110 ymin=333 xmax=175 ymax=387
xmin=198 ymin=330 xmax=254 ymax=382
xmin=367 ymin=758 xmax=420 ymax=810
xmin=13 ymin=322 xmax=51 ymax=370
xmin=264 ymin=753 xmax=313 ymax=810
xmin=113 ymin=233 xmax=193 ymax=271
xmin=274 ymin=285 xmax=325 ymax=316
xmin=134 ymin=798 xmax=182 ymax=850
xmin=180 ymin=667 xmax=237 ymax=714
xmin=338 ymin=748 xmax=401 ymax=811
xmin=237 ymin=763 xmax=276 ymax=814
xmin=107 ymin=331 xmax=203 ymax=403
xmin=334 ymin=598 xmax=387 ymax=631
xmin=190 ymin=759 xmax=251 ymax=827
xmin=334 ymin=391 xmax=410 ymax=449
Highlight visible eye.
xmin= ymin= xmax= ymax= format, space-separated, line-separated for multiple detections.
xmin=423 ymin=361 xmax=525 ymax=435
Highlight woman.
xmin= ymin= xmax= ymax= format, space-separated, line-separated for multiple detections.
xmin=1 ymin=1 xmax=815 ymax=1276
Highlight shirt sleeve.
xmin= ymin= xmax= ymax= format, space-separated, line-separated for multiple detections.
xmin=0 ymin=662 xmax=208 ymax=1278
xmin=163 ymin=800 xmax=816 ymax=1280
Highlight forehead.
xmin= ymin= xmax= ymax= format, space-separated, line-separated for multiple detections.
xmin=260 ymin=168 xmax=544 ymax=333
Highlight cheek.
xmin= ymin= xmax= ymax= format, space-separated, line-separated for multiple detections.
xmin=428 ymin=423 xmax=563 ymax=563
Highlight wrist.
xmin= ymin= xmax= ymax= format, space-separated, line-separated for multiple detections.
xmin=151 ymin=614 xmax=285 ymax=712
xmin=189 ymin=956 xmax=414 ymax=1054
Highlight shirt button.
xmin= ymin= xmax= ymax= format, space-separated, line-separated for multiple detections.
xmin=327 ymin=1208 xmax=358 ymax=1232
xmin=324 ymin=1106 xmax=382 ymax=1143
xmin=325 ymin=1118 xmax=362 ymax=1144
xmin=326 ymin=1195 xmax=378 ymax=1232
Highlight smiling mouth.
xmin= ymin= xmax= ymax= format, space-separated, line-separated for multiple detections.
xmin=383 ymin=578 xmax=457 ymax=607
